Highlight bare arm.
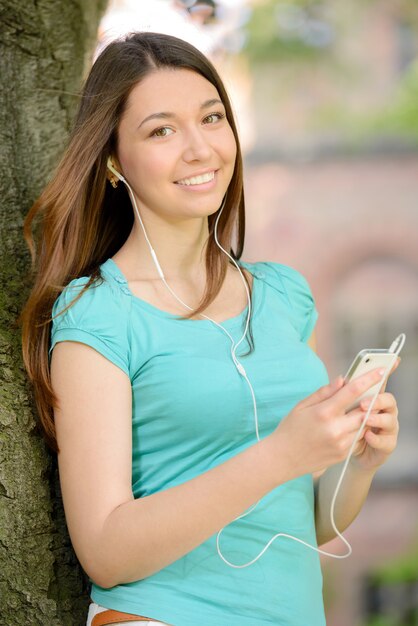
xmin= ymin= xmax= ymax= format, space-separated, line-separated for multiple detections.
xmin=313 ymin=462 xmax=376 ymax=546
xmin=306 ymin=330 xmax=317 ymax=353
xmin=51 ymin=341 xmax=296 ymax=589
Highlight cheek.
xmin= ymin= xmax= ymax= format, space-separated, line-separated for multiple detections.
xmin=122 ymin=147 xmax=170 ymax=185
xmin=222 ymin=127 xmax=237 ymax=167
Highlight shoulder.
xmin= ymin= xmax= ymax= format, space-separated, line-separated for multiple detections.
xmin=49 ymin=269 xmax=131 ymax=377
xmin=241 ymin=260 xmax=318 ymax=343
xmin=241 ymin=260 xmax=313 ymax=298
xmin=52 ymin=269 xmax=129 ymax=319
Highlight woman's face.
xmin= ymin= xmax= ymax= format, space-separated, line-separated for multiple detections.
xmin=115 ymin=68 xmax=237 ymax=222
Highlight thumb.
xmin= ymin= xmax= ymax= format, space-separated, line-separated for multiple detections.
xmin=297 ymin=375 xmax=345 ymax=410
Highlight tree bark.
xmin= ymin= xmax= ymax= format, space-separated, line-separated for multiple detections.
xmin=0 ymin=1 xmax=107 ymax=623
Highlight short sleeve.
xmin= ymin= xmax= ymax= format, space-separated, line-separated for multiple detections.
xmin=258 ymin=262 xmax=319 ymax=342
xmin=49 ymin=276 xmax=131 ymax=377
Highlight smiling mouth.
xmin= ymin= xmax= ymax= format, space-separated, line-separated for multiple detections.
xmin=175 ymin=170 xmax=217 ymax=186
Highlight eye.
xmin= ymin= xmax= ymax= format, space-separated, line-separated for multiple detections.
xmin=203 ymin=112 xmax=226 ymax=124
xmin=150 ymin=126 xmax=174 ymax=138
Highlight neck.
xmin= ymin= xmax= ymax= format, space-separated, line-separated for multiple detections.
xmin=116 ymin=209 xmax=213 ymax=282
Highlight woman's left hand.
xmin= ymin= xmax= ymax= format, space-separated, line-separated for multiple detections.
xmin=350 ymin=358 xmax=400 ymax=472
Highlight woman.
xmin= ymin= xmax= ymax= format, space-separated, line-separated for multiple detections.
xmin=20 ymin=32 xmax=400 ymax=626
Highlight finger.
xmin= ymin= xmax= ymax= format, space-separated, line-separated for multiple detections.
xmin=352 ymin=438 xmax=367 ymax=456
xmin=345 ymin=404 xmax=379 ymax=418
xmin=348 ymin=414 xmax=369 ymax=436
xmin=392 ymin=356 xmax=401 ymax=372
xmin=326 ymin=368 xmax=386 ymax=414
xmin=379 ymin=357 xmax=401 ymax=394
xmin=364 ymin=428 xmax=396 ymax=452
xmin=297 ymin=375 xmax=344 ymax=410
xmin=342 ymin=409 xmax=365 ymax=431
xmin=365 ymin=412 xmax=399 ymax=433
xmin=343 ymin=424 xmax=369 ymax=451
xmin=360 ymin=392 xmax=397 ymax=412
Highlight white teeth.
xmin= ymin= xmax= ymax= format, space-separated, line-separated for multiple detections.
xmin=176 ymin=171 xmax=215 ymax=186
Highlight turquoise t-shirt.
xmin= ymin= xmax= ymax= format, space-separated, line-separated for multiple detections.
xmin=49 ymin=258 xmax=330 ymax=626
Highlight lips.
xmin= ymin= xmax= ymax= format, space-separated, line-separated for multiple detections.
xmin=175 ymin=169 xmax=217 ymax=186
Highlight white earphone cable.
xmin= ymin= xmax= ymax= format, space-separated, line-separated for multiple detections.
xmin=114 ymin=165 xmax=405 ymax=566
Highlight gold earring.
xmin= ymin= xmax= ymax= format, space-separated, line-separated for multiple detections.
xmin=106 ymin=158 xmax=119 ymax=188
xmin=107 ymin=172 xmax=119 ymax=188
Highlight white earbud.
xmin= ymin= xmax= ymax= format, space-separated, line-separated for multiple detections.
xmin=107 ymin=157 xmax=126 ymax=184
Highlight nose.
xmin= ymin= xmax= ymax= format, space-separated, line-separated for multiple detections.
xmin=181 ymin=125 xmax=212 ymax=163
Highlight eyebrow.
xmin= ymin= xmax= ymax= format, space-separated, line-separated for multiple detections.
xmin=137 ymin=98 xmax=225 ymax=129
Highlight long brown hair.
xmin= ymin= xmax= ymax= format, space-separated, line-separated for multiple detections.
xmin=20 ymin=31 xmax=253 ymax=454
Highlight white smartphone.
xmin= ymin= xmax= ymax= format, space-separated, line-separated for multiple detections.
xmin=343 ymin=335 xmax=405 ymax=412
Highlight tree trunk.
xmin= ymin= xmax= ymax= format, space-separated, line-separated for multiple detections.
xmin=0 ymin=1 xmax=107 ymax=623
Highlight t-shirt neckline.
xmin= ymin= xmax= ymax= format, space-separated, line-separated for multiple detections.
xmin=101 ymin=257 xmax=262 ymax=330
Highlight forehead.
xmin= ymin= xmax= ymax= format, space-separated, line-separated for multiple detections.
xmin=124 ymin=68 xmax=222 ymax=117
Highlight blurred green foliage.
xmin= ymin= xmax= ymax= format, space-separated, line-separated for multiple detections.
xmin=310 ymin=60 xmax=418 ymax=144
xmin=363 ymin=618 xmax=403 ymax=626
xmin=244 ymin=0 xmax=418 ymax=142
xmin=244 ymin=0 xmax=331 ymax=64
xmin=363 ymin=607 xmax=418 ymax=626
xmin=361 ymin=536 xmax=418 ymax=626
xmin=369 ymin=537 xmax=418 ymax=584
xmin=373 ymin=60 xmax=418 ymax=139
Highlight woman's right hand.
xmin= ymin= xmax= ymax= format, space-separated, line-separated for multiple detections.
xmin=269 ymin=368 xmax=386 ymax=479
